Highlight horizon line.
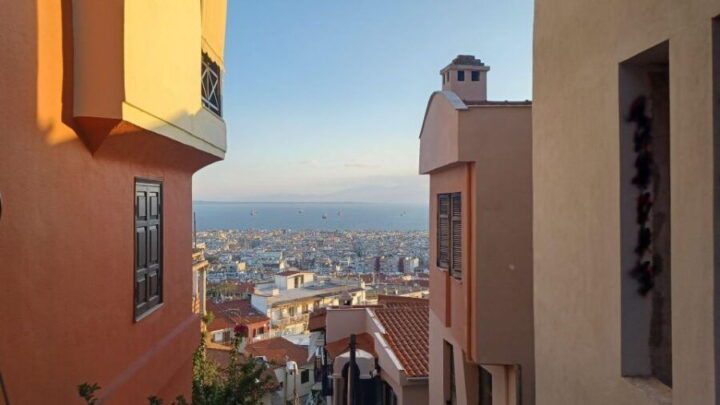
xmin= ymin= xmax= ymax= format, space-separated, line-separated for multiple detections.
xmin=192 ymin=200 xmax=429 ymax=205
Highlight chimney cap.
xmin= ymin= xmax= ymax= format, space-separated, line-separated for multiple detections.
xmin=452 ymin=55 xmax=486 ymax=66
xmin=441 ymin=55 xmax=490 ymax=74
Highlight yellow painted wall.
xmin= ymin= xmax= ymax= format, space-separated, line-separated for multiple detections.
xmin=73 ymin=0 xmax=227 ymax=158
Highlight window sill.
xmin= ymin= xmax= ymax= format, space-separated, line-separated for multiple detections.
xmin=134 ymin=302 xmax=164 ymax=323
xmin=623 ymin=377 xmax=671 ymax=405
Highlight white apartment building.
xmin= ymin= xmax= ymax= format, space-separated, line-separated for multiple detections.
xmin=251 ymin=270 xmax=366 ymax=336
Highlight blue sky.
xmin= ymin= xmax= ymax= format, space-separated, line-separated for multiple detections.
xmin=192 ymin=0 xmax=534 ymax=204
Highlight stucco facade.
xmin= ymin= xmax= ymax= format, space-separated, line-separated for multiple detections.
xmin=419 ymin=57 xmax=534 ymax=404
xmin=533 ymin=1 xmax=720 ymax=404
xmin=0 ymin=1 xmax=226 ymax=403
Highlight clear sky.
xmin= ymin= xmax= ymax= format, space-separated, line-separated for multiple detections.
xmin=192 ymin=0 xmax=534 ymax=204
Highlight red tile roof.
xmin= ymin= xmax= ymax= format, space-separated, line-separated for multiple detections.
xmin=377 ymin=295 xmax=428 ymax=306
xmin=207 ymin=299 xmax=270 ymax=332
xmin=373 ymin=302 xmax=429 ymax=377
xmin=325 ymin=333 xmax=376 ymax=360
xmin=308 ymin=308 xmax=327 ymax=332
xmin=245 ymin=336 xmax=313 ymax=366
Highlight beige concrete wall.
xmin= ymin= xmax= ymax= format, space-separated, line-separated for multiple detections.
xmin=533 ymin=0 xmax=720 ymax=403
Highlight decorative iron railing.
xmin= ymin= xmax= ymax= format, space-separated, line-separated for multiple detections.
xmin=201 ymin=53 xmax=222 ymax=116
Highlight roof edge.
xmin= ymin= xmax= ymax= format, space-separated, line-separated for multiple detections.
xmin=418 ymin=91 xmax=467 ymax=139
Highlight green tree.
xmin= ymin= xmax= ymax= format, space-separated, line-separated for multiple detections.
xmin=216 ymin=336 xmax=275 ymax=405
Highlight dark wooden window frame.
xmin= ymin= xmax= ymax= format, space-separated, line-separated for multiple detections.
xmin=134 ymin=178 xmax=163 ymax=321
xmin=437 ymin=192 xmax=462 ymax=279
xmin=301 ymin=368 xmax=310 ymax=384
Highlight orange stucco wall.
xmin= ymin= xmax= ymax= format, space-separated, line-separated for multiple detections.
xmin=428 ymin=164 xmax=472 ymax=351
xmin=0 ymin=2 xmax=217 ymax=403
xmin=421 ymin=96 xmax=534 ymax=403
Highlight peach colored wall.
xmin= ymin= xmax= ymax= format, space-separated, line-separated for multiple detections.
xmin=460 ymin=107 xmax=534 ymax=404
xmin=0 ymin=2 xmax=217 ymax=403
xmin=428 ymin=164 xmax=470 ymax=350
xmin=419 ymin=92 xmax=462 ymax=174
xmin=533 ymin=0 xmax=720 ymax=404
xmin=421 ymin=97 xmax=534 ymax=403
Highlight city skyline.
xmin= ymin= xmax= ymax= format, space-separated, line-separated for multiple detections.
xmin=192 ymin=0 xmax=534 ymax=204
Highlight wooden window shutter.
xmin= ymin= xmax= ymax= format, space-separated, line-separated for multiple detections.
xmin=451 ymin=193 xmax=462 ymax=279
xmin=135 ymin=180 xmax=163 ymax=320
xmin=437 ymin=194 xmax=450 ymax=269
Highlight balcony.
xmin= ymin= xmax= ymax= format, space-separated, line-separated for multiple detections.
xmin=72 ymin=0 xmax=227 ymax=158
xmin=271 ymin=313 xmax=310 ymax=328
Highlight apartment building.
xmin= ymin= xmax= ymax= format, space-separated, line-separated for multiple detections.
xmin=193 ymin=243 xmax=210 ymax=314
xmin=206 ymin=299 xmax=271 ymax=346
xmin=251 ymin=270 xmax=366 ymax=336
xmin=418 ymin=56 xmax=534 ymax=404
xmin=533 ymin=1 xmax=720 ymax=404
xmin=0 ymin=1 xmax=227 ymax=403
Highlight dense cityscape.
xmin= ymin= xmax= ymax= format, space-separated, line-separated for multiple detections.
xmin=197 ymin=229 xmax=429 ymax=281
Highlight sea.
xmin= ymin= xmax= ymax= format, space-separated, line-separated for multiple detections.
xmin=192 ymin=202 xmax=428 ymax=231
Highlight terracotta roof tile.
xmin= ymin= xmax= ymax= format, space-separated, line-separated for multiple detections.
xmin=377 ymin=295 xmax=428 ymax=307
xmin=373 ymin=303 xmax=429 ymax=377
xmin=325 ymin=333 xmax=376 ymax=359
xmin=245 ymin=336 xmax=312 ymax=366
xmin=207 ymin=299 xmax=270 ymax=331
xmin=308 ymin=308 xmax=327 ymax=332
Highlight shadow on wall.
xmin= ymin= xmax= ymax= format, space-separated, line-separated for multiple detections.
xmin=44 ymin=0 xmax=219 ymax=173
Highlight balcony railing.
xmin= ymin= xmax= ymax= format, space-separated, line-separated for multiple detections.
xmin=271 ymin=313 xmax=310 ymax=328
xmin=201 ymin=53 xmax=222 ymax=116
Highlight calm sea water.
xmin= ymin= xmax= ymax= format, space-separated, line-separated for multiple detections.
xmin=193 ymin=202 xmax=428 ymax=231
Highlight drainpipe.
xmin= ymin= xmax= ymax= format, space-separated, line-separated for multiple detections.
xmin=347 ymin=334 xmax=357 ymax=405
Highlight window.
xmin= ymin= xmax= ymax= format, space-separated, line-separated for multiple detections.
xmin=288 ymin=307 xmax=296 ymax=316
xmin=302 ymin=304 xmax=309 ymax=314
xmin=201 ymin=52 xmax=222 ymax=116
xmin=257 ymin=326 xmax=264 ymax=335
xmin=471 ymin=71 xmax=480 ymax=81
xmin=444 ymin=341 xmax=456 ymax=405
xmin=437 ymin=193 xmax=462 ymax=279
xmin=457 ymin=71 xmax=465 ymax=81
xmin=135 ymin=179 xmax=162 ymax=320
xmin=301 ymin=369 xmax=310 ymax=384
xmin=314 ymin=300 xmax=321 ymax=309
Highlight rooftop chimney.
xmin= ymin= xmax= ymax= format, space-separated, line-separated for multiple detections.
xmin=440 ymin=55 xmax=489 ymax=102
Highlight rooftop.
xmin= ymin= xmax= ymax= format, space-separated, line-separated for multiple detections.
xmin=255 ymin=281 xmax=364 ymax=306
xmin=373 ymin=301 xmax=429 ymax=377
xmin=276 ymin=270 xmax=306 ymax=276
xmin=245 ymin=336 xmax=313 ymax=366
xmin=326 ymin=332 xmax=377 ymax=360
xmin=207 ymin=299 xmax=270 ymax=331
xmin=451 ymin=54 xmax=486 ymax=66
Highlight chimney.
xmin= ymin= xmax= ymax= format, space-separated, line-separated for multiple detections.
xmin=440 ymin=55 xmax=489 ymax=102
